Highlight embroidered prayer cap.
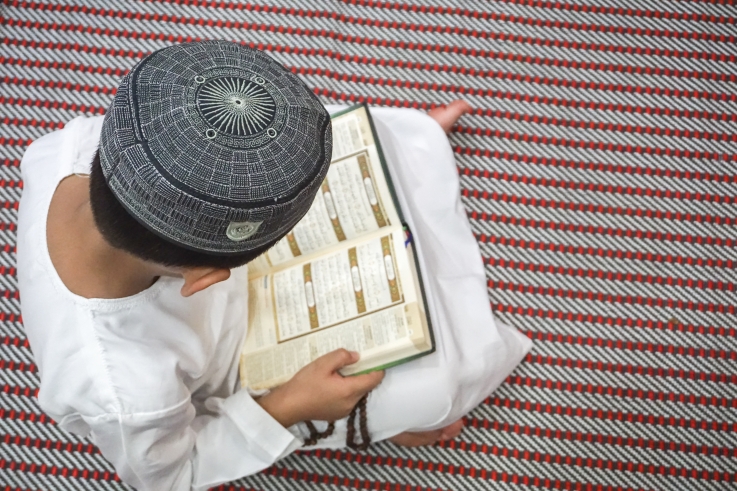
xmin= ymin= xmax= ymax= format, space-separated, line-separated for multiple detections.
xmin=99 ymin=40 xmax=332 ymax=255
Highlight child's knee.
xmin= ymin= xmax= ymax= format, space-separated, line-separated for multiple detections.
xmin=365 ymin=366 xmax=454 ymax=433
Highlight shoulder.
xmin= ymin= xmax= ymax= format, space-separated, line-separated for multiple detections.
xmin=20 ymin=115 xmax=105 ymax=186
xmin=27 ymin=280 xmax=191 ymax=420
xmin=20 ymin=127 xmax=66 ymax=185
xmin=83 ymin=287 xmax=198 ymax=414
xmin=27 ymin=300 xmax=123 ymax=419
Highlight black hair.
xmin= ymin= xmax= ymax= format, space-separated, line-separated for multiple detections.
xmin=89 ymin=151 xmax=276 ymax=268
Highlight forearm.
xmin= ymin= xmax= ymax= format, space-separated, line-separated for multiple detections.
xmin=86 ymin=391 xmax=302 ymax=491
xmin=255 ymin=386 xmax=302 ymax=428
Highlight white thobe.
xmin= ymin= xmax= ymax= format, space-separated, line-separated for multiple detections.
xmin=17 ymin=107 xmax=532 ymax=491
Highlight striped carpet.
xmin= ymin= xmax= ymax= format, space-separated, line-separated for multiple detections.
xmin=1 ymin=0 xmax=736 ymax=489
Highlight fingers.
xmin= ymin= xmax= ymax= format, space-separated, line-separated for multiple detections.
xmin=439 ymin=419 xmax=464 ymax=440
xmin=389 ymin=421 xmax=464 ymax=448
xmin=311 ymin=349 xmax=384 ymax=397
xmin=316 ymin=348 xmax=360 ymax=372
xmin=345 ymin=369 xmax=385 ymax=395
xmin=446 ymin=99 xmax=472 ymax=115
xmin=427 ymin=99 xmax=473 ymax=133
xmin=389 ymin=429 xmax=443 ymax=447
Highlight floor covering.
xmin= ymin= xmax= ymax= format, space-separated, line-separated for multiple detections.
xmin=1 ymin=0 xmax=736 ymax=489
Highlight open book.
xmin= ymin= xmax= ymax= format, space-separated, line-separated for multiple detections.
xmin=240 ymin=104 xmax=434 ymax=391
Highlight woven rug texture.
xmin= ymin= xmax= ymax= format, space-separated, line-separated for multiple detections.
xmin=1 ymin=0 xmax=736 ymax=490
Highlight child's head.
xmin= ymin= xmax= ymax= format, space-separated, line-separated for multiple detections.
xmin=92 ymin=40 xmax=332 ymax=271
xmin=89 ymin=151 xmax=274 ymax=269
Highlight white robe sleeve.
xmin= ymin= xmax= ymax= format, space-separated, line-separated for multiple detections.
xmin=83 ymin=389 xmax=302 ymax=491
xmin=16 ymin=115 xmax=303 ymax=490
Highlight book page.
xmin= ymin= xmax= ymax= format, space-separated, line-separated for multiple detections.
xmin=331 ymin=110 xmax=371 ymax=160
xmin=243 ymin=276 xmax=277 ymax=353
xmin=273 ymin=234 xmax=404 ymax=342
xmin=247 ymin=254 xmax=271 ymax=278
xmin=242 ymin=304 xmax=417 ymax=390
xmin=265 ymin=152 xmax=391 ymax=266
xmin=241 ymin=104 xmax=434 ymax=391
xmin=253 ymin=106 xmax=401 ymax=274
xmin=242 ymin=228 xmax=427 ymax=388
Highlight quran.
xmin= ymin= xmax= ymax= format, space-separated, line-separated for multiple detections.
xmin=240 ymin=104 xmax=435 ymax=390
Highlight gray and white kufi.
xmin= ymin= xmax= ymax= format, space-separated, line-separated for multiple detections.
xmin=99 ymin=40 xmax=332 ymax=255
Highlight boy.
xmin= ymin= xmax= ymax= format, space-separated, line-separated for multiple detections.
xmin=18 ymin=41 xmax=531 ymax=490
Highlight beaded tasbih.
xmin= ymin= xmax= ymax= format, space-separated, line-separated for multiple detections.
xmin=303 ymin=420 xmax=335 ymax=446
xmin=303 ymin=393 xmax=371 ymax=449
xmin=346 ymin=394 xmax=370 ymax=450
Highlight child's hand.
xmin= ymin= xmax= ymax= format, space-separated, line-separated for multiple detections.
xmin=256 ymin=349 xmax=384 ymax=428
